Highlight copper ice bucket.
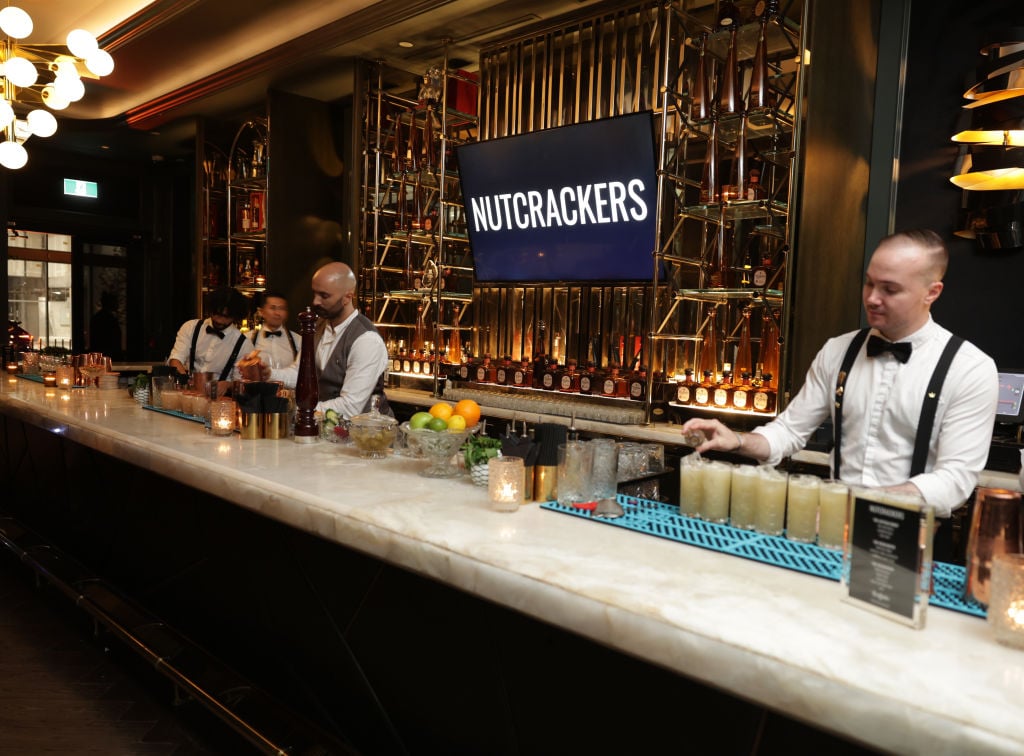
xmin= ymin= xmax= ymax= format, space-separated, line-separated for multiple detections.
xmin=965 ymin=487 xmax=1024 ymax=606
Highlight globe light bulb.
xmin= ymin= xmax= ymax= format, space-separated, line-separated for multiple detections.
xmin=4 ymin=56 xmax=38 ymax=88
xmin=0 ymin=140 xmax=28 ymax=169
xmin=84 ymin=49 xmax=114 ymax=77
xmin=0 ymin=6 xmax=33 ymax=39
xmin=66 ymin=29 xmax=99 ymax=59
xmin=54 ymin=74 xmax=85 ymax=103
xmin=27 ymin=109 xmax=57 ymax=138
xmin=41 ymin=85 xmax=70 ymax=111
xmin=0 ymin=100 xmax=13 ymax=128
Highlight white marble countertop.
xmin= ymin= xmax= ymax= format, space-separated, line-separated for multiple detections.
xmin=3 ymin=376 xmax=1024 ymax=755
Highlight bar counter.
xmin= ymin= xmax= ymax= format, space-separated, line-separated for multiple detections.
xmin=1 ymin=376 xmax=1023 ymax=754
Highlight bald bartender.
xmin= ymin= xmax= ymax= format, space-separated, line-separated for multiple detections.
xmin=681 ymin=229 xmax=999 ymax=561
xmin=251 ymin=262 xmax=390 ymax=419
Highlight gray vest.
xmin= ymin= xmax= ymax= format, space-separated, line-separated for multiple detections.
xmin=316 ymin=312 xmax=390 ymax=415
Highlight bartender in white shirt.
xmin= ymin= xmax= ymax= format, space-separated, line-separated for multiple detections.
xmin=681 ymin=229 xmax=999 ymax=561
xmin=251 ymin=262 xmax=390 ymax=419
xmin=243 ymin=290 xmax=300 ymax=369
xmin=166 ymin=287 xmax=250 ymax=380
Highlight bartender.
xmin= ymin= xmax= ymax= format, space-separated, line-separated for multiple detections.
xmin=248 ymin=262 xmax=390 ymax=419
xmin=166 ymin=287 xmax=249 ymax=380
xmin=681 ymin=230 xmax=999 ymax=561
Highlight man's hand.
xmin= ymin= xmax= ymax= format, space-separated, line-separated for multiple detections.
xmin=679 ymin=418 xmax=742 ymax=454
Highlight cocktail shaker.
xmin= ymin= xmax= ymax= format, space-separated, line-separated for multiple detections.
xmin=965 ymin=487 xmax=1024 ymax=606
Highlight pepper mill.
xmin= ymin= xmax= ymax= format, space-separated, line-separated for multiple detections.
xmin=294 ymin=306 xmax=319 ymax=443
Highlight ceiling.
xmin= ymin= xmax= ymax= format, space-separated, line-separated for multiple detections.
xmin=23 ymin=0 xmax=616 ymax=162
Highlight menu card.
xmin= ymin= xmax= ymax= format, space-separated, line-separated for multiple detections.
xmin=841 ymin=487 xmax=934 ymax=629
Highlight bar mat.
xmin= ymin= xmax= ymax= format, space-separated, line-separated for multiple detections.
xmin=15 ymin=373 xmax=85 ymax=388
xmin=541 ymin=495 xmax=987 ymax=619
xmin=142 ymin=404 xmax=206 ymax=424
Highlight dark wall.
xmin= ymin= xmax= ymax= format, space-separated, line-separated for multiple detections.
xmin=895 ymin=0 xmax=1024 ymax=368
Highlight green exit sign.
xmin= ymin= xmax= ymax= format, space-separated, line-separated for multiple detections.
xmin=63 ymin=178 xmax=98 ymax=198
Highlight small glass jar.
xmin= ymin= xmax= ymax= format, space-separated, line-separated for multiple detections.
xmin=209 ymin=398 xmax=237 ymax=436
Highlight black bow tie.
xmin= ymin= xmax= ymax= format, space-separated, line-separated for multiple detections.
xmin=867 ymin=334 xmax=911 ymax=363
xmin=205 ymin=325 xmax=225 ymax=339
xmin=263 ymin=330 xmax=282 ymax=338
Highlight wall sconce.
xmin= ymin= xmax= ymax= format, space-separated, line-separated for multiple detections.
xmin=950 ymin=35 xmax=1024 ymax=250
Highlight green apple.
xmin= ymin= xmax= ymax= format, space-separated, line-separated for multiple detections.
xmin=409 ymin=411 xmax=433 ymax=430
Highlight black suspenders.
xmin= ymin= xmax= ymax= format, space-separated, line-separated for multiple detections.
xmin=832 ymin=329 xmax=964 ymax=481
xmin=189 ymin=321 xmax=246 ymax=380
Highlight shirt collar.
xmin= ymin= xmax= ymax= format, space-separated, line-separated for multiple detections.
xmin=870 ymin=315 xmax=937 ymax=350
xmin=325 ymin=309 xmax=358 ymax=336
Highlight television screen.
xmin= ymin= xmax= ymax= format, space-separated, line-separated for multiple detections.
xmin=996 ymin=371 xmax=1024 ymax=424
xmin=456 ymin=112 xmax=659 ymax=284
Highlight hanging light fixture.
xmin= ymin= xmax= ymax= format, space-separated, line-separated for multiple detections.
xmin=0 ymin=5 xmax=114 ymax=170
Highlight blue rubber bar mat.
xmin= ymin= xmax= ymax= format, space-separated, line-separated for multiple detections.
xmin=541 ymin=495 xmax=986 ymax=619
xmin=16 ymin=373 xmax=85 ymax=388
xmin=142 ymin=404 xmax=207 ymax=424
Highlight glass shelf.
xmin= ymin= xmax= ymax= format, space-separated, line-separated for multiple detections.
xmin=387 ymin=290 xmax=473 ymax=302
xmin=680 ymin=199 xmax=788 ymax=224
xmin=676 ymin=288 xmax=784 ymax=306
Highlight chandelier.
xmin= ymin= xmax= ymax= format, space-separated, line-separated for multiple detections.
xmin=0 ymin=5 xmax=114 ymax=170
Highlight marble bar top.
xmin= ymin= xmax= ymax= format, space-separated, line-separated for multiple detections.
xmin=3 ymin=376 xmax=1024 ymax=755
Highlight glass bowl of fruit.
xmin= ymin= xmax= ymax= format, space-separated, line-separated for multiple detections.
xmin=401 ymin=400 xmax=484 ymax=477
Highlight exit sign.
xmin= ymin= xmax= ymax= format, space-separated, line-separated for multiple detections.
xmin=63 ymin=178 xmax=98 ymax=198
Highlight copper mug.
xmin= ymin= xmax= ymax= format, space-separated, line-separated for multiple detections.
xmin=965 ymin=487 xmax=1024 ymax=606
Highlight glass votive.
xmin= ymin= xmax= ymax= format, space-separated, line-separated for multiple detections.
xmin=678 ymin=454 xmax=705 ymax=518
xmin=730 ymin=464 xmax=760 ymax=530
xmin=818 ymin=480 xmax=850 ymax=550
xmin=988 ymin=553 xmax=1024 ymax=650
xmin=786 ymin=474 xmax=820 ymax=543
xmin=489 ymin=456 xmax=524 ymax=512
xmin=209 ymin=398 xmax=237 ymax=436
xmin=754 ymin=467 xmax=788 ymax=536
xmin=701 ymin=460 xmax=732 ymax=523
xmin=55 ymin=364 xmax=76 ymax=389
xmin=42 ymin=372 xmax=57 ymax=387
xmin=6 ymin=363 xmax=18 ymax=376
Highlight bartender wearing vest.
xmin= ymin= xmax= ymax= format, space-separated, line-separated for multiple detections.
xmin=166 ymin=287 xmax=250 ymax=381
xmin=258 ymin=262 xmax=390 ymax=419
xmin=680 ymin=230 xmax=999 ymax=562
xmin=243 ymin=290 xmax=300 ymax=369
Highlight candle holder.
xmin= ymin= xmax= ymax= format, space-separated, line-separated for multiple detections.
xmin=988 ymin=553 xmax=1024 ymax=650
xmin=42 ymin=372 xmax=57 ymax=387
xmin=210 ymin=398 xmax=237 ymax=436
xmin=56 ymin=365 xmax=75 ymax=389
xmin=6 ymin=363 xmax=18 ymax=376
xmin=489 ymin=456 xmax=524 ymax=512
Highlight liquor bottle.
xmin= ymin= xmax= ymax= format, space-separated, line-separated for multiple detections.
xmin=601 ymin=366 xmax=627 ymax=398
xmin=410 ymin=174 xmax=424 ymax=232
xmin=411 ymin=348 xmax=423 ymax=374
xmin=511 ymin=359 xmax=532 ymax=388
xmin=558 ymin=359 xmax=581 ymax=393
xmin=710 ymin=228 xmax=731 ymax=288
xmin=405 ymin=109 xmax=419 ymax=173
xmin=753 ymin=372 xmax=778 ymax=413
xmin=579 ymin=362 xmax=599 ymax=395
xmin=422 ymin=350 xmax=435 ymax=377
xmin=475 ymin=354 xmax=496 ymax=384
xmin=718 ymin=19 xmax=741 ymax=116
xmin=456 ymin=353 xmax=472 ymax=382
xmin=723 ymin=112 xmax=747 ymax=202
xmin=390 ymin=109 xmax=403 ymax=176
xmin=412 ymin=302 xmax=427 ymax=353
xmin=700 ymin=118 xmax=719 ymax=204
xmin=675 ymin=368 xmax=695 ymax=405
xmin=713 ymin=363 xmax=734 ymax=408
xmin=696 ymin=305 xmax=720 ymax=385
xmin=242 ymin=257 xmax=253 ymax=285
xmin=731 ymin=372 xmax=752 ymax=411
xmin=693 ymin=370 xmax=715 ymax=407
xmin=446 ymin=304 xmax=463 ymax=366
xmin=690 ymin=33 xmax=712 ymax=123
xmin=758 ymin=309 xmax=781 ymax=382
xmin=421 ymin=106 xmax=435 ymax=173
xmin=717 ymin=0 xmax=740 ymax=26
xmin=496 ymin=355 xmax=512 ymax=386
xmin=241 ymin=199 xmax=252 ymax=233
xmin=396 ymin=172 xmax=408 ymax=232
xmin=402 ymin=347 xmax=413 ymax=375
xmin=747 ymin=167 xmax=769 ymax=200
xmin=628 ymin=366 xmax=648 ymax=401
xmin=531 ymin=351 xmax=548 ymax=388
xmin=392 ymin=341 xmax=405 ymax=374
xmin=735 ymin=307 xmax=754 ymax=378
xmin=540 ymin=358 xmax=559 ymax=390
xmin=748 ymin=0 xmax=775 ymax=112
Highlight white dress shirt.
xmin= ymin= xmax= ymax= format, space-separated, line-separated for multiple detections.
xmin=753 ymin=317 xmax=998 ymax=517
xmin=166 ymin=318 xmax=245 ymax=377
xmin=271 ymin=309 xmax=389 ymax=419
xmin=244 ymin=327 xmax=301 ymax=369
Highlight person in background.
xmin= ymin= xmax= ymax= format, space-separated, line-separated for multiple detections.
xmin=166 ymin=287 xmax=250 ymax=381
xmin=253 ymin=262 xmax=390 ymax=419
xmin=243 ymin=290 xmax=300 ymax=369
xmin=680 ymin=229 xmax=999 ymax=562
xmin=88 ymin=291 xmax=122 ymax=359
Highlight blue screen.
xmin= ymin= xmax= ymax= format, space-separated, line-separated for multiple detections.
xmin=456 ymin=112 xmax=659 ymax=283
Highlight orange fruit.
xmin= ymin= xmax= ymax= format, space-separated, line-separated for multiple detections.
xmin=429 ymin=402 xmax=454 ymax=420
xmin=453 ymin=399 xmax=481 ymax=427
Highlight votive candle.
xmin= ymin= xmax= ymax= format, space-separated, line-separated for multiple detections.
xmin=988 ymin=553 xmax=1024 ymax=650
xmin=210 ymin=398 xmax=237 ymax=436
xmin=489 ymin=456 xmax=524 ymax=512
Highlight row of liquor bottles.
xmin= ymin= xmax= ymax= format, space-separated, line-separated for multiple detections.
xmin=669 ymin=364 xmax=777 ymax=414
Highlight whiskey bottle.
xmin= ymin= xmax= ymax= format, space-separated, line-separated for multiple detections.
xmin=393 ymin=345 xmax=406 ymax=374
xmin=758 ymin=309 xmax=781 ymax=383
xmin=511 ymin=359 xmax=532 ymax=388
xmin=693 ymin=370 xmax=715 ymax=408
xmin=713 ymin=364 xmax=734 ymax=408
xmin=558 ymin=359 xmax=581 ymax=393
xmin=475 ymin=354 xmax=496 ymax=384
xmin=752 ymin=373 xmax=778 ymax=414
xmin=601 ymin=367 xmax=627 ymax=398
xmin=696 ymin=305 xmax=720 ymax=384
xmin=718 ymin=20 xmax=741 ymax=116
xmin=411 ymin=348 xmax=423 ymax=374
xmin=540 ymin=359 xmax=559 ymax=390
xmin=731 ymin=372 xmax=752 ymax=411
xmin=675 ymin=368 xmax=695 ymax=405
xmin=496 ymin=355 xmax=512 ymax=386
xmin=422 ymin=351 xmax=435 ymax=377
xmin=748 ymin=1 xmax=776 ymax=112
xmin=628 ymin=366 xmax=647 ymax=401
xmin=579 ymin=362 xmax=599 ymax=395
xmin=402 ymin=348 xmax=413 ymax=375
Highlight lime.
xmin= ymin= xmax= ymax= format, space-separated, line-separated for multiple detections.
xmin=427 ymin=416 xmax=449 ymax=432
xmin=409 ymin=411 xmax=433 ymax=430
